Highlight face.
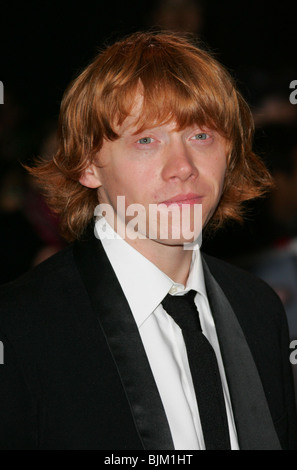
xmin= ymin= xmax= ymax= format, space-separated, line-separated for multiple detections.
xmin=80 ymin=96 xmax=227 ymax=248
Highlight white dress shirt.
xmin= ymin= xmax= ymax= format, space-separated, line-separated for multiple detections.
xmin=95 ymin=217 xmax=239 ymax=450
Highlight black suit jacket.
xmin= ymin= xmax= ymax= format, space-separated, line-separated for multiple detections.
xmin=0 ymin=233 xmax=296 ymax=450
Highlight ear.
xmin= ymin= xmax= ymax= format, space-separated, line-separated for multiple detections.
xmin=79 ymin=163 xmax=102 ymax=189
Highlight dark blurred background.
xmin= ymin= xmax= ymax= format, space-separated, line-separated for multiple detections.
xmin=1 ymin=0 xmax=297 ymax=390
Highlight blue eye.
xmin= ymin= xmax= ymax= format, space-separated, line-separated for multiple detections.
xmin=193 ymin=133 xmax=208 ymax=140
xmin=137 ymin=137 xmax=153 ymax=144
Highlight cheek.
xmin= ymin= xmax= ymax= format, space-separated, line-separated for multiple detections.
xmin=217 ymin=167 xmax=227 ymax=195
xmin=214 ymin=151 xmax=227 ymax=186
xmin=101 ymin=162 xmax=156 ymax=206
xmin=100 ymin=160 xmax=129 ymax=189
xmin=127 ymin=166 xmax=159 ymax=200
xmin=206 ymin=158 xmax=227 ymax=198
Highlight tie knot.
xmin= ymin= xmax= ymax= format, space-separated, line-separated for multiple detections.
xmin=162 ymin=289 xmax=202 ymax=332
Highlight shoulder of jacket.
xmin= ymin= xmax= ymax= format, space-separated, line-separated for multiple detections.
xmin=0 ymin=244 xmax=77 ymax=333
xmin=201 ymin=251 xmax=285 ymax=321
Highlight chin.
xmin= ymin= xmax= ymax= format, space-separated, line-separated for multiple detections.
xmin=154 ymin=235 xmax=200 ymax=248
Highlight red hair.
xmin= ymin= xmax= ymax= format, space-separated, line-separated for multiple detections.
xmin=28 ymin=31 xmax=273 ymax=241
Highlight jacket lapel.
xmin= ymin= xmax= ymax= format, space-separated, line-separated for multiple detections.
xmin=73 ymin=233 xmax=174 ymax=450
xmin=202 ymin=257 xmax=281 ymax=450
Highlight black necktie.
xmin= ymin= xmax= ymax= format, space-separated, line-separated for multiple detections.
xmin=162 ymin=290 xmax=231 ymax=450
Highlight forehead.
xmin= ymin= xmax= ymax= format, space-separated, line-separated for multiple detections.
xmin=114 ymin=90 xmax=204 ymax=137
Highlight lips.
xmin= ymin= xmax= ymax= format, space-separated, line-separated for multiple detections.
xmin=159 ymin=193 xmax=203 ymax=206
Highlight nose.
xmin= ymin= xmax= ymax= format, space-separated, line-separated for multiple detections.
xmin=161 ymin=141 xmax=198 ymax=182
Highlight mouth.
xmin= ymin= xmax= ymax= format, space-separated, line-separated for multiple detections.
xmin=159 ymin=193 xmax=203 ymax=207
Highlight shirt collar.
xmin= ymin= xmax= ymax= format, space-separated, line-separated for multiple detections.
xmin=95 ymin=217 xmax=207 ymax=328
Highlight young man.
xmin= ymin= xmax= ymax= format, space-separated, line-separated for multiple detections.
xmin=0 ymin=31 xmax=296 ymax=450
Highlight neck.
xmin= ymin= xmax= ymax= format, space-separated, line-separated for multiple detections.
xmin=101 ymin=215 xmax=195 ymax=285
xmin=124 ymin=236 xmax=194 ymax=286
